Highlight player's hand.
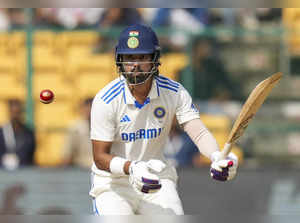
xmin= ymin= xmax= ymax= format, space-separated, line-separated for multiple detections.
xmin=129 ymin=159 xmax=166 ymax=194
xmin=210 ymin=151 xmax=238 ymax=182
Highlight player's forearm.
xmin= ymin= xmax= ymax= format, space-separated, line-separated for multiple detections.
xmin=93 ymin=153 xmax=114 ymax=171
xmin=94 ymin=153 xmax=131 ymax=175
xmin=183 ymin=118 xmax=220 ymax=160
xmin=92 ymin=140 xmax=131 ymax=174
xmin=123 ymin=161 xmax=131 ymax=175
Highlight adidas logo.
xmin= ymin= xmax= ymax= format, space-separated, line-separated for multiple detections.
xmin=120 ymin=115 xmax=131 ymax=122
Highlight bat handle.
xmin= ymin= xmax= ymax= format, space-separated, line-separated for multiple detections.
xmin=219 ymin=143 xmax=232 ymax=160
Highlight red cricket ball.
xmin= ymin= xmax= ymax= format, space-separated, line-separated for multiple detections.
xmin=40 ymin=89 xmax=54 ymax=104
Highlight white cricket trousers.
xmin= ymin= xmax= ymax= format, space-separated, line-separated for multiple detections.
xmin=90 ymin=174 xmax=184 ymax=215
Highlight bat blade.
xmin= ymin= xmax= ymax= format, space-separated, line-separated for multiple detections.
xmin=220 ymin=72 xmax=283 ymax=159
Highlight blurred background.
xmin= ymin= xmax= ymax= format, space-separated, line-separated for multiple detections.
xmin=0 ymin=8 xmax=299 ymax=216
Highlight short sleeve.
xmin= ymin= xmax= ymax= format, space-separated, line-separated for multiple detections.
xmin=90 ymin=95 xmax=116 ymax=141
xmin=176 ymin=86 xmax=200 ymax=125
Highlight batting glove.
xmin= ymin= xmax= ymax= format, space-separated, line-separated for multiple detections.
xmin=210 ymin=151 xmax=238 ymax=182
xmin=129 ymin=159 xmax=166 ymax=194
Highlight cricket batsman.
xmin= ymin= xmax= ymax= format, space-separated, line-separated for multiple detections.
xmin=89 ymin=24 xmax=238 ymax=215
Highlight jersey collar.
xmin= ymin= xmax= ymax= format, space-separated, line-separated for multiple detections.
xmin=123 ymin=76 xmax=159 ymax=105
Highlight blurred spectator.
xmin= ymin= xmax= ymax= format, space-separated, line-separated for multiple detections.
xmin=34 ymin=8 xmax=145 ymax=30
xmin=0 ymin=9 xmax=11 ymax=31
xmin=208 ymin=9 xmax=237 ymax=27
xmin=7 ymin=9 xmax=27 ymax=28
xmin=178 ymin=36 xmax=241 ymax=101
xmin=34 ymin=8 xmax=105 ymax=29
xmin=99 ymin=8 xmax=144 ymax=28
xmin=256 ymin=8 xmax=282 ymax=23
xmin=0 ymin=183 xmax=26 ymax=215
xmin=149 ymin=8 xmax=209 ymax=51
xmin=61 ymin=98 xmax=93 ymax=169
xmin=0 ymin=9 xmax=30 ymax=30
xmin=0 ymin=99 xmax=36 ymax=170
xmin=151 ymin=8 xmax=209 ymax=27
xmin=91 ymin=8 xmax=145 ymax=53
xmin=208 ymin=9 xmax=281 ymax=28
xmin=236 ymin=9 xmax=281 ymax=33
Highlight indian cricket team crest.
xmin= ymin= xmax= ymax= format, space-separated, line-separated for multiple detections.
xmin=154 ymin=107 xmax=166 ymax=119
xmin=127 ymin=37 xmax=139 ymax=48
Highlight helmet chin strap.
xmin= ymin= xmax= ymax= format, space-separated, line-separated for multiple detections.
xmin=126 ymin=72 xmax=153 ymax=86
xmin=121 ymin=63 xmax=157 ymax=86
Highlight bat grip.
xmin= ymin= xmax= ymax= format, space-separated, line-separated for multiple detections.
xmin=220 ymin=143 xmax=232 ymax=160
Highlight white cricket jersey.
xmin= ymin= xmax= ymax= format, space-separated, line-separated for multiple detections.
xmin=90 ymin=74 xmax=200 ymax=182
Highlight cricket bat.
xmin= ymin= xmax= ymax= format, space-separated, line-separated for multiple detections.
xmin=219 ymin=72 xmax=283 ymax=160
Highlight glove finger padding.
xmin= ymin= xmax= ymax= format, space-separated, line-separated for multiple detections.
xmin=210 ymin=151 xmax=238 ymax=182
xmin=217 ymin=160 xmax=232 ymax=168
xmin=211 ymin=160 xmax=230 ymax=171
xmin=146 ymin=159 xmax=166 ymax=173
xmin=210 ymin=168 xmax=229 ymax=178
xmin=129 ymin=160 xmax=164 ymax=194
xmin=130 ymin=176 xmax=162 ymax=194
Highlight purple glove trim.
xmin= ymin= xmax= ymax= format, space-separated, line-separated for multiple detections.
xmin=212 ymin=174 xmax=227 ymax=181
xmin=210 ymin=168 xmax=229 ymax=177
xmin=142 ymin=177 xmax=159 ymax=185
xmin=141 ymin=184 xmax=162 ymax=193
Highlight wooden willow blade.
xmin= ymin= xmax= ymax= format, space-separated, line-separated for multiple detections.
xmin=220 ymin=72 xmax=283 ymax=159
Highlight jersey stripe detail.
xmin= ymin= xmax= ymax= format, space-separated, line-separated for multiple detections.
xmin=122 ymin=87 xmax=126 ymax=104
xmin=101 ymin=80 xmax=125 ymax=100
xmin=156 ymin=78 xmax=179 ymax=89
xmin=103 ymin=82 xmax=125 ymax=102
xmin=157 ymin=83 xmax=178 ymax=92
xmin=155 ymin=76 xmax=179 ymax=92
xmin=105 ymin=86 xmax=125 ymax=104
xmin=157 ymin=76 xmax=180 ymax=87
xmin=156 ymin=80 xmax=160 ymax=96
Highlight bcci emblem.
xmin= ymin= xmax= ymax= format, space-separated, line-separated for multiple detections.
xmin=127 ymin=37 xmax=139 ymax=48
xmin=154 ymin=107 xmax=166 ymax=119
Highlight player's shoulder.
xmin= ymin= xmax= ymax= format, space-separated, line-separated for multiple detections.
xmin=94 ymin=77 xmax=125 ymax=105
xmin=155 ymin=74 xmax=184 ymax=93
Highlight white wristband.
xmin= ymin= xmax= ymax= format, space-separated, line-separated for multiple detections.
xmin=109 ymin=156 xmax=128 ymax=175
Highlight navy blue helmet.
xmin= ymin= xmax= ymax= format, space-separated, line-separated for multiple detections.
xmin=115 ymin=24 xmax=161 ymax=85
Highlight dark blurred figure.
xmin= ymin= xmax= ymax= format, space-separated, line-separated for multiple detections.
xmin=152 ymin=8 xmax=209 ymax=27
xmin=0 ymin=9 xmax=11 ymax=31
xmin=7 ymin=9 xmax=27 ymax=28
xmin=256 ymin=8 xmax=282 ymax=23
xmin=236 ymin=9 xmax=282 ymax=31
xmin=34 ymin=8 xmax=105 ymax=29
xmin=208 ymin=9 xmax=238 ymax=27
xmin=178 ymin=36 xmax=241 ymax=101
xmin=0 ymin=183 xmax=26 ymax=214
xmin=61 ymin=98 xmax=93 ymax=169
xmin=150 ymin=8 xmax=210 ymax=52
xmin=0 ymin=9 xmax=26 ymax=31
xmin=0 ymin=99 xmax=36 ymax=170
xmin=92 ymin=8 xmax=145 ymax=53
xmin=99 ymin=8 xmax=144 ymax=28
